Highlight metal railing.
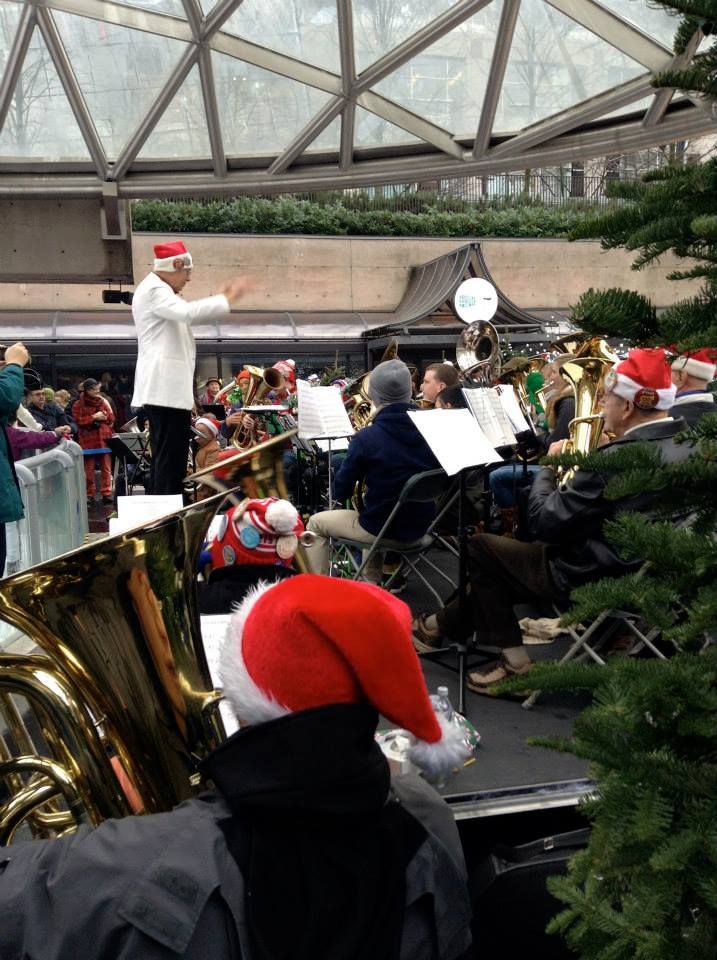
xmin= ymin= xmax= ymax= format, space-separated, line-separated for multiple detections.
xmin=5 ymin=440 xmax=88 ymax=577
xmin=159 ymin=173 xmax=631 ymax=212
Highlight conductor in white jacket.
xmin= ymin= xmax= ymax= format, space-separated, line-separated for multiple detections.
xmin=131 ymin=240 xmax=248 ymax=495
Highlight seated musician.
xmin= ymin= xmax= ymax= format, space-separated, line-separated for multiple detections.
xmin=669 ymin=347 xmax=717 ymax=426
xmin=413 ymin=348 xmax=691 ymax=693
xmin=435 ymin=385 xmax=467 ymax=410
xmin=0 ymin=576 xmax=471 ymax=960
xmin=420 ymin=362 xmax=460 ymax=407
xmin=488 ymin=356 xmax=575 ymax=535
xmin=304 ymin=359 xmax=440 ymax=583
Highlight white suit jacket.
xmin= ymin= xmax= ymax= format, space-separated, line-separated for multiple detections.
xmin=131 ymin=272 xmax=229 ymax=411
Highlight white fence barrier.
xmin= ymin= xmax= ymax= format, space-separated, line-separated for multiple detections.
xmin=5 ymin=440 xmax=88 ymax=576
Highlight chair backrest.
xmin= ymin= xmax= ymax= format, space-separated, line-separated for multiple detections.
xmin=395 ymin=468 xmax=449 ymax=506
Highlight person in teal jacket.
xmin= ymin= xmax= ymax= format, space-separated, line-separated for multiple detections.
xmin=0 ymin=342 xmax=31 ymax=575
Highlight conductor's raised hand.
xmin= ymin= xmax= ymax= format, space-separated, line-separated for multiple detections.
xmin=219 ymin=277 xmax=253 ymax=305
xmin=4 ymin=342 xmax=30 ymax=368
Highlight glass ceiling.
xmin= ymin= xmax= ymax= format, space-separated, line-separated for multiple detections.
xmin=0 ymin=0 xmax=710 ymax=196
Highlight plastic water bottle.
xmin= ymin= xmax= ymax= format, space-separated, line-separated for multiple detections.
xmin=430 ymin=685 xmax=454 ymax=723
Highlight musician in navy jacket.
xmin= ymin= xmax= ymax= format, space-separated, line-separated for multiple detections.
xmin=304 ymin=359 xmax=439 ymax=582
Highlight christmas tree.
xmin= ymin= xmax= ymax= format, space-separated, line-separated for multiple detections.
xmin=504 ymin=4 xmax=717 ymax=957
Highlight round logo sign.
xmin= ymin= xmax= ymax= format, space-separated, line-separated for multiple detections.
xmin=454 ymin=278 xmax=498 ymax=324
xmin=633 ymin=387 xmax=659 ymax=410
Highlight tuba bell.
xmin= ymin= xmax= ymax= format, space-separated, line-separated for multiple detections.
xmin=224 ymin=366 xmax=287 ymax=450
xmin=559 ymin=338 xmax=618 ymax=484
xmin=456 ymin=321 xmax=502 ymax=385
xmin=0 ymin=432 xmax=298 ymax=844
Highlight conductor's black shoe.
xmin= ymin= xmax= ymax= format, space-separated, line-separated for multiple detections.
xmin=102 ymin=496 xmax=114 ymax=505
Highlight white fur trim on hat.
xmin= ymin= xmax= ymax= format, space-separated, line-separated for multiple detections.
xmin=220 ymin=581 xmax=291 ymax=726
xmin=154 ymin=252 xmax=193 ymax=272
xmin=265 ymin=499 xmax=299 ymax=534
xmin=409 ymin=711 xmax=472 ymax=782
xmin=195 ymin=416 xmax=219 ymax=437
xmin=610 ymin=372 xmax=676 ymax=410
xmin=672 ymin=355 xmax=717 ymax=382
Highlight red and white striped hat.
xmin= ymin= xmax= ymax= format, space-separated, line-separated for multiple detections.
xmin=219 ymin=575 xmax=470 ymax=781
xmin=153 ymin=240 xmax=193 ymax=272
xmin=604 ymin=347 xmax=676 ymax=411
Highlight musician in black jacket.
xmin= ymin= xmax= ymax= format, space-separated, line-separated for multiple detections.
xmin=669 ymin=347 xmax=716 ymax=427
xmin=413 ymin=348 xmax=692 ymax=693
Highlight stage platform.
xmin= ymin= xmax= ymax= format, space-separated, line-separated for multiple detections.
xmin=392 ymin=544 xmax=592 ymax=820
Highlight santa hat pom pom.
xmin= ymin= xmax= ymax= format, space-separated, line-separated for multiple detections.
xmin=265 ymin=499 xmax=299 ymax=534
xmin=409 ymin=712 xmax=472 ymax=782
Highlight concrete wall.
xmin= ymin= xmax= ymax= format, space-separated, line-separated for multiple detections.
xmin=0 ymin=233 xmax=700 ymax=312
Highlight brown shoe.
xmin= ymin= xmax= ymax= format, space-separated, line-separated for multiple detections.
xmin=467 ymin=658 xmax=533 ymax=696
xmin=412 ymin=614 xmax=443 ymax=653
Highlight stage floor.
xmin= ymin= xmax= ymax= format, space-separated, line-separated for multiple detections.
xmin=396 ymin=544 xmax=591 ymax=817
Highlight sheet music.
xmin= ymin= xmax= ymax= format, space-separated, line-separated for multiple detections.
xmin=315 ymin=437 xmax=350 ymax=452
xmin=297 ymin=379 xmax=355 ymax=440
xmin=109 ymin=495 xmax=184 ymax=535
xmin=200 ymin=613 xmax=239 ymax=737
xmin=462 ymin=388 xmax=515 ymax=447
xmin=407 ymin=409 xmax=502 ymax=476
xmin=494 ymin=384 xmax=533 ymax=434
xmin=488 ymin=389 xmax=517 ymax=445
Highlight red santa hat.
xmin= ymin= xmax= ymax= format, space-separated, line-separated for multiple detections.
xmin=153 ymin=240 xmax=193 ymax=272
xmin=219 ymin=575 xmax=471 ymax=780
xmin=209 ymin=497 xmax=304 ymax=569
xmin=671 ymin=347 xmax=717 ymax=383
xmin=272 ymin=359 xmax=296 ymax=384
xmin=604 ymin=347 xmax=676 ymax=411
xmin=194 ymin=416 xmax=220 ymax=438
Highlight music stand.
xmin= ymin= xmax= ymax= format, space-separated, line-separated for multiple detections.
xmin=202 ymin=403 xmax=227 ymax=421
xmin=407 ymin=409 xmax=503 ymax=714
xmin=109 ymin=432 xmax=151 ymax=496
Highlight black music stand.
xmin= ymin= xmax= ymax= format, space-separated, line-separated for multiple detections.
xmin=407 ymin=408 xmax=503 ymax=715
xmin=419 ymin=466 xmax=493 ymax=714
xmin=109 ymin=432 xmax=151 ymax=496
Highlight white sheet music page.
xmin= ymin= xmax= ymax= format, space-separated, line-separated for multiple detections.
xmin=461 ymin=388 xmax=503 ymax=446
xmin=495 ymin=384 xmax=533 ymax=434
xmin=488 ymin=389 xmax=517 ymax=445
xmin=297 ymin=380 xmax=355 ymax=440
xmin=408 ymin=409 xmax=502 ymax=475
xmin=200 ymin=613 xmax=239 ymax=737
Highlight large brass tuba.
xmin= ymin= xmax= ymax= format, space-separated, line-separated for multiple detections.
xmin=559 ymin=339 xmax=618 ymax=483
xmin=344 ymin=338 xmax=401 ymax=430
xmin=499 ymin=355 xmax=546 ymax=420
xmin=227 ymin=366 xmax=287 ymax=450
xmin=0 ymin=432 xmax=297 ymax=844
xmin=456 ymin=321 xmax=502 ymax=384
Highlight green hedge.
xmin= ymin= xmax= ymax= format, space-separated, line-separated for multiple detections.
xmin=131 ymin=196 xmax=600 ymax=239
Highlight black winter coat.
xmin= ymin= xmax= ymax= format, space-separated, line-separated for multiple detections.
xmin=333 ymin=402 xmax=440 ymax=539
xmin=528 ymin=417 xmax=692 ymax=591
xmin=669 ymin=392 xmax=716 ymax=428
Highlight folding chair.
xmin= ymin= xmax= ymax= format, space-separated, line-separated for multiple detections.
xmin=521 ymin=563 xmax=667 ymax=710
xmin=332 ymin=468 xmax=456 ymax=606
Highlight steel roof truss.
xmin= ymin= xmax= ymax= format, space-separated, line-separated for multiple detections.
xmin=36 ymin=6 xmax=107 ymax=176
xmin=473 ymin=0 xmax=520 ymax=158
xmin=110 ymin=44 xmax=197 ymax=181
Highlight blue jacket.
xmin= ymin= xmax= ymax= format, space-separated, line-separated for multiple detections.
xmin=0 ymin=365 xmax=25 ymax=524
xmin=333 ymin=402 xmax=440 ymax=539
